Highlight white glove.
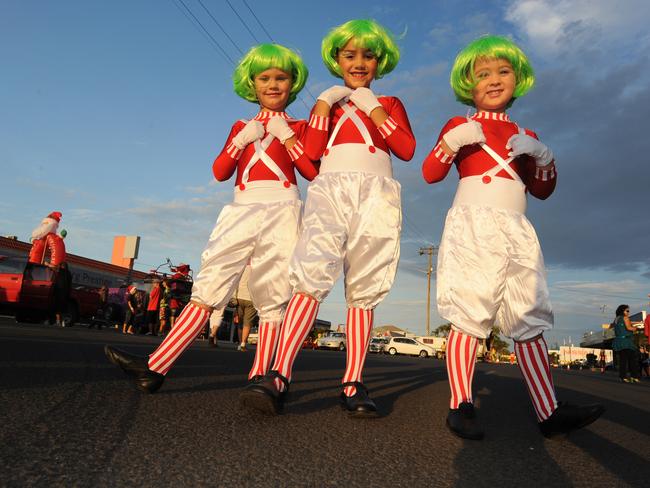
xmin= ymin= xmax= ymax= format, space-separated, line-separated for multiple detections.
xmin=506 ymin=133 xmax=554 ymax=167
xmin=317 ymin=85 xmax=353 ymax=107
xmin=349 ymin=87 xmax=382 ymax=116
xmin=266 ymin=117 xmax=295 ymax=144
xmin=232 ymin=120 xmax=264 ymax=150
xmin=442 ymin=120 xmax=486 ymax=153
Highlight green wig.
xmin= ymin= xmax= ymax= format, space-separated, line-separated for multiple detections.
xmin=321 ymin=19 xmax=400 ymax=79
xmin=233 ymin=43 xmax=308 ymax=106
xmin=450 ymin=35 xmax=535 ymax=107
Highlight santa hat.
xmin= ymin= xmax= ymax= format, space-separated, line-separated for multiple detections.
xmin=127 ymin=285 xmax=137 ymax=293
xmin=47 ymin=211 xmax=62 ymax=222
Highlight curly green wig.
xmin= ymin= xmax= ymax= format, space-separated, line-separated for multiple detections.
xmin=233 ymin=43 xmax=308 ymax=105
xmin=450 ymin=35 xmax=535 ymax=107
xmin=321 ymin=19 xmax=400 ymax=79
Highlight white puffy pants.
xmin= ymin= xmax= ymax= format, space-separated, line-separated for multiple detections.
xmin=436 ymin=203 xmax=553 ymax=341
xmin=289 ymin=172 xmax=401 ymax=309
xmin=191 ymin=196 xmax=302 ymax=323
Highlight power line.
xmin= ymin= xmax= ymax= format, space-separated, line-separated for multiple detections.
xmin=237 ymin=0 xmax=316 ymax=105
xmin=196 ymin=0 xmax=244 ymax=55
xmin=174 ymin=0 xmax=236 ymax=65
xmin=242 ymin=0 xmax=275 ymax=42
xmin=225 ymin=0 xmax=260 ymax=43
xmin=550 ymin=284 xmax=645 ymax=301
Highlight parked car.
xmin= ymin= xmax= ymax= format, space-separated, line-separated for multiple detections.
xmin=385 ymin=337 xmax=436 ymax=358
xmin=369 ymin=337 xmax=389 ymax=353
xmin=317 ymin=331 xmax=347 ymax=351
xmin=0 ymin=257 xmax=99 ymax=326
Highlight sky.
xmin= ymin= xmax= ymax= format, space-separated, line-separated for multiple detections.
xmin=2 ymin=0 xmax=650 ymax=347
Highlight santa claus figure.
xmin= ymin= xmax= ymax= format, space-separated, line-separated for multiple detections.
xmin=28 ymin=211 xmax=66 ymax=267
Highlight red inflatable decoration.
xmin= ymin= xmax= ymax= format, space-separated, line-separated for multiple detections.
xmin=28 ymin=233 xmax=66 ymax=266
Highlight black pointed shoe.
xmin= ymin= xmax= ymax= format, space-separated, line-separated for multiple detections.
xmin=104 ymin=345 xmax=165 ymax=394
xmin=446 ymin=402 xmax=484 ymax=440
xmin=239 ymin=370 xmax=289 ymax=415
xmin=340 ymin=382 xmax=379 ymax=418
xmin=539 ymin=402 xmax=605 ymax=438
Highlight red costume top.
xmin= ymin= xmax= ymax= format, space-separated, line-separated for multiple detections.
xmin=213 ymin=111 xmax=318 ymax=186
xmin=304 ymin=96 xmax=416 ymax=162
xmin=422 ymin=112 xmax=556 ymax=199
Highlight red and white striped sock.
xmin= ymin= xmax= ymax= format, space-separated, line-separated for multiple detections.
xmin=271 ymin=294 xmax=319 ymax=391
xmin=342 ymin=308 xmax=373 ymax=396
xmin=148 ymin=303 xmax=210 ymax=375
xmin=248 ymin=321 xmax=280 ymax=379
xmin=446 ymin=328 xmax=479 ymax=409
xmin=515 ymin=334 xmax=558 ymax=421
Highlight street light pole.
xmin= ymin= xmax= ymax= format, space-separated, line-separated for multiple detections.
xmin=419 ymin=246 xmax=437 ymax=337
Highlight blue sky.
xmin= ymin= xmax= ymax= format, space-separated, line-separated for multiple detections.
xmin=2 ymin=0 xmax=649 ymax=346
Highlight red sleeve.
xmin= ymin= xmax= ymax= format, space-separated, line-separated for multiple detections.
xmin=422 ymin=117 xmax=466 ymax=184
xmin=289 ymin=121 xmax=319 ymax=181
xmin=212 ymin=121 xmax=246 ymax=181
xmin=377 ymin=97 xmax=416 ymax=161
xmin=303 ymin=109 xmax=330 ymax=161
xmin=521 ymin=129 xmax=557 ymax=200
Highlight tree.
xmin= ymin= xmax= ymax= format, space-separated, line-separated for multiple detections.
xmin=490 ymin=326 xmax=510 ymax=355
xmin=433 ymin=323 xmax=452 ymax=337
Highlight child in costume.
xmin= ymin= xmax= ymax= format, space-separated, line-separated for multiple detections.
xmin=105 ymin=44 xmax=318 ymax=393
xmin=241 ymin=19 xmax=415 ymax=417
xmin=422 ymin=35 xmax=603 ymax=439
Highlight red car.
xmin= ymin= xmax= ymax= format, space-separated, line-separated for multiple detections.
xmin=0 ymin=257 xmax=99 ymax=325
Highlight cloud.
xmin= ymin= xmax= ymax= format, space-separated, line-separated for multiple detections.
xmin=506 ymin=0 xmax=650 ymax=56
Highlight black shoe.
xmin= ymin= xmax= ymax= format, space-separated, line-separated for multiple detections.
xmin=539 ymin=402 xmax=605 ymax=438
xmin=446 ymin=402 xmax=484 ymax=440
xmin=104 ymin=345 xmax=165 ymax=394
xmin=239 ymin=370 xmax=289 ymax=415
xmin=340 ymin=382 xmax=379 ymax=418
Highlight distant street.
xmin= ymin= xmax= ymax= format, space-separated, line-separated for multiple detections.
xmin=1 ymin=316 xmax=648 ymax=487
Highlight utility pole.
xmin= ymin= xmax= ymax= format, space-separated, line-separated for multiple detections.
xmin=419 ymin=246 xmax=437 ymax=337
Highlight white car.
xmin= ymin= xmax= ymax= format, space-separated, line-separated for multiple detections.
xmin=385 ymin=337 xmax=436 ymax=358
xmin=317 ymin=332 xmax=347 ymax=351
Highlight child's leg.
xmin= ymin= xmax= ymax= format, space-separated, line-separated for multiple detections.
xmin=148 ymin=302 xmax=211 ymax=375
xmin=270 ymin=293 xmax=320 ymax=390
xmin=248 ymin=320 xmax=280 ymax=379
xmin=342 ymin=308 xmax=374 ymax=396
xmin=341 ymin=174 xmax=401 ymax=397
xmin=514 ymin=334 xmax=557 ymax=421
xmin=446 ymin=328 xmax=479 ymax=408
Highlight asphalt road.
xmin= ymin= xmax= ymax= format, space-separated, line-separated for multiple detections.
xmin=1 ymin=317 xmax=648 ymax=488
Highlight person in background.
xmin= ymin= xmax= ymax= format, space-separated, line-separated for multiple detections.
xmin=612 ymin=304 xmax=640 ymax=383
xmin=638 ymin=345 xmax=649 ymax=378
xmin=233 ymin=264 xmax=258 ymax=352
xmin=599 ymin=349 xmax=607 ymax=374
xmin=158 ymin=280 xmax=171 ymax=336
xmin=89 ymin=284 xmax=109 ymax=329
xmin=53 ymin=262 xmax=72 ymax=327
xmin=122 ymin=285 xmax=138 ymax=335
xmin=145 ymin=281 xmax=161 ymax=336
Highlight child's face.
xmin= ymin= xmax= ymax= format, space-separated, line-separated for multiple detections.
xmin=336 ymin=39 xmax=378 ymax=89
xmin=254 ymin=68 xmax=292 ymax=112
xmin=471 ymin=57 xmax=516 ymax=113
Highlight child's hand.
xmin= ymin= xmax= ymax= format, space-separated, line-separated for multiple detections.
xmin=349 ymin=87 xmax=382 ymax=116
xmin=232 ymin=120 xmax=265 ymax=149
xmin=317 ymin=85 xmax=353 ymax=107
xmin=506 ymin=134 xmax=554 ymax=167
xmin=266 ymin=117 xmax=295 ymax=144
xmin=442 ymin=121 xmax=486 ymax=153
